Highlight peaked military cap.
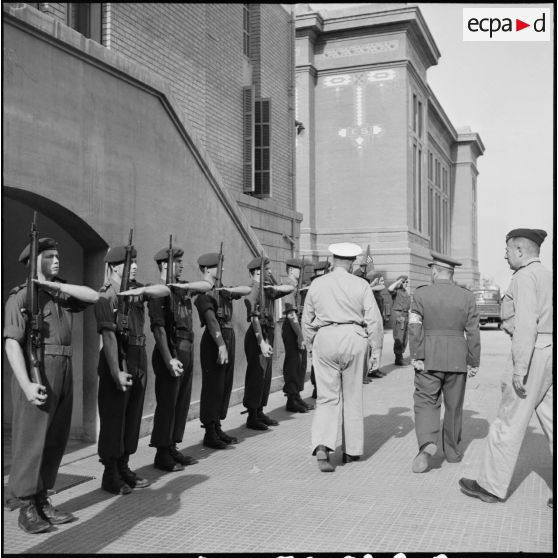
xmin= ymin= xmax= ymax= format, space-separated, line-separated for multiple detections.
xmin=506 ymin=228 xmax=547 ymax=246
xmin=427 ymin=256 xmax=461 ymax=270
xmin=247 ymin=256 xmax=270 ymax=271
xmin=104 ymin=245 xmax=138 ymax=264
xmin=198 ymin=252 xmax=221 ymax=267
xmin=154 ymin=246 xmax=184 ymax=262
xmin=18 ymin=237 xmax=58 ymax=264
xmin=328 ymin=242 xmax=362 ymax=259
xmin=313 ymin=260 xmax=330 ymax=272
xmin=286 ymin=258 xmax=303 ymax=269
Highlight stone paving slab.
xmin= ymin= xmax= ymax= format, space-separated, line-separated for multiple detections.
xmin=2 ymin=330 xmax=554 ymax=555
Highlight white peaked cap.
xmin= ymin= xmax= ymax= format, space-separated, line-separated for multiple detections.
xmin=328 ymin=242 xmax=363 ymax=258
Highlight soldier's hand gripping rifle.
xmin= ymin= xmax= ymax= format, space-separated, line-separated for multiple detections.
xmin=165 ymin=234 xmax=178 ymax=359
xmin=24 ymin=211 xmax=43 ymax=385
xmin=115 ymin=229 xmax=134 ymax=374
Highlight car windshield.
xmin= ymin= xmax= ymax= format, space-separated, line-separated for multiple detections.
xmin=474 ymin=290 xmax=500 ymax=302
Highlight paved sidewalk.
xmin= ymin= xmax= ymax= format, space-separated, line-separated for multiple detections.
xmin=2 ymin=330 xmax=554 ymax=554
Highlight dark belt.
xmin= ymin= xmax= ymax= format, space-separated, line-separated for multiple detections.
xmin=43 ymin=344 xmax=73 ymax=357
xmin=323 ymin=321 xmax=364 ymax=328
xmin=128 ymin=334 xmax=146 ymax=347
xmin=175 ymin=329 xmax=194 ymax=341
xmin=425 ymin=330 xmax=463 ymax=337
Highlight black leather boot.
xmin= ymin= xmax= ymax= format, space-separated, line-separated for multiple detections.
xmin=203 ymin=423 xmax=228 ymax=449
xmin=117 ymin=454 xmax=150 ymax=488
xmin=154 ymin=447 xmax=185 ymax=472
xmin=246 ymin=408 xmax=268 ymax=430
xmin=215 ymin=423 xmax=238 ymax=445
xmin=17 ymin=497 xmax=51 ymax=534
xmin=101 ymin=458 xmax=132 ymax=495
xmin=296 ymin=393 xmax=314 ymax=410
xmin=35 ymin=491 xmax=76 ymax=525
xmin=257 ymin=407 xmax=278 ymax=426
xmin=286 ymin=395 xmax=307 ymax=413
xmin=169 ymin=444 xmax=198 ymax=466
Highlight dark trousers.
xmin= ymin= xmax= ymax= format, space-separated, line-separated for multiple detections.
xmin=243 ymin=325 xmax=274 ymax=409
xmin=200 ymin=328 xmax=235 ymax=425
xmin=413 ymin=370 xmax=467 ymax=461
xmin=150 ymin=340 xmax=194 ymax=447
xmin=8 ymin=355 xmax=73 ymax=499
xmin=281 ymin=320 xmax=307 ymax=396
xmin=97 ymin=347 xmax=147 ymax=460
xmin=393 ymin=311 xmax=408 ymax=356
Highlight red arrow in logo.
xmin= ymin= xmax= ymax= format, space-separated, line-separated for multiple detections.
xmin=516 ymin=19 xmax=530 ymax=31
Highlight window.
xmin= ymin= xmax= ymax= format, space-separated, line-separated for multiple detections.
xmin=67 ymin=3 xmax=102 ymax=43
xmin=254 ymin=99 xmax=271 ymax=197
xmin=410 ymin=90 xmax=424 ymax=232
xmin=242 ymin=86 xmax=255 ymax=193
xmin=412 ymin=94 xmax=417 ymax=134
xmin=427 ymin=153 xmax=450 ymax=254
xmin=413 ymin=145 xmax=422 ymax=231
xmin=417 ymin=101 xmax=423 ymax=138
xmin=243 ymin=4 xmax=250 ymax=57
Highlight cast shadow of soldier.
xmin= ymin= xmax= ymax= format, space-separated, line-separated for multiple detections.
xmin=24 ymin=474 xmax=208 ymax=554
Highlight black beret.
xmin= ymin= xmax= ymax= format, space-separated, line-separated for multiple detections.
xmin=247 ymin=256 xmax=269 ymax=271
xmin=506 ymin=228 xmax=547 ymax=246
xmin=18 ymin=237 xmax=58 ymax=264
xmin=197 ymin=252 xmax=220 ymax=267
xmin=104 ymin=245 xmax=138 ymax=264
xmin=286 ymin=258 xmax=303 ymax=269
xmin=313 ymin=260 xmax=330 ymax=271
xmin=153 ymin=246 xmax=184 ymax=262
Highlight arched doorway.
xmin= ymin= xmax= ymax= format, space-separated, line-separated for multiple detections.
xmin=3 ymin=187 xmax=108 ymax=442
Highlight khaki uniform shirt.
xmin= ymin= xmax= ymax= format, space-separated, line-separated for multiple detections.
xmin=409 ymin=279 xmax=480 ymax=372
xmin=500 ymin=258 xmax=553 ymax=377
xmin=301 ymin=267 xmax=383 ymax=351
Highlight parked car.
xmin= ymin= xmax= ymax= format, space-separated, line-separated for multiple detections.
xmin=474 ymin=287 xmax=501 ymax=327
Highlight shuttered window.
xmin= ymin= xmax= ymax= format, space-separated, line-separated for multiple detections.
xmin=254 ymin=98 xmax=271 ymax=197
xmin=242 ymin=86 xmax=255 ymax=193
xmin=67 ymin=3 xmax=102 ymax=43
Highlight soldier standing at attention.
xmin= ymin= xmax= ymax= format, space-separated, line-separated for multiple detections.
xmin=146 ymin=246 xmax=211 ymax=471
xmin=95 ymin=245 xmax=168 ymax=495
xmin=281 ymin=258 xmax=313 ymax=414
xmin=308 ymin=260 xmax=330 ymax=399
xmin=459 ymin=229 xmax=553 ymax=507
xmin=243 ymin=255 xmax=294 ymax=430
xmin=408 ymin=257 xmax=480 ymax=473
xmin=194 ymin=252 xmax=251 ymax=448
xmin=388 ymin=275 xmax=411 ymax=366
xmin=302 ymin=243 xmax=383 ymax=472
xmin=5 ymin=237 xmax=99 ymax=533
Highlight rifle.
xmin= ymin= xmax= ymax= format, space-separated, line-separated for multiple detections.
xmin=257 ymin=250 xmax=270 ymax=370
xmin=165 ymin=235 xmax=177 ymax=358
xmin=295 ymin=256 xmax=305 ymax=311
xmin=363 ymin=244 xmax=371 ymax=276
xmin=115 ymin=228 xmax=134 ymax=373
xmin=215 ymin=242 xmax=224 ymax=319
xmin=25 ymin=211 xmax=42 ymax=384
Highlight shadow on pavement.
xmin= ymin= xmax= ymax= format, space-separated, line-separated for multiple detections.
xmin=23 ymin=474 xmax=208 ymax=554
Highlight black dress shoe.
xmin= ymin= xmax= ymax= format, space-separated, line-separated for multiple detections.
xmin=170 ymin=445 xmax=199 ymax=464
xmin=18 ymin=500 xmax=51 ymax=534
xmin=154 ymin=448 xmax=185 ymax=472
xmin=315 ymin=445 xmax=334 ymax=472
xmin=118 ymin=465 xmax=151 ymax=488
xmin=458 ymin=478 xmax=501 ymax=503
xmin=257 ymin=409 xmax=279 ymax=426
xmin=286 ymin=397 xmax=308 ymax=413
xmin=246 ymin=409 xmax=268 ymax=430
xmin=101 ymin=459 xmax=133 ymax=495
xmin=215 ymin=425 xmax=239 ymax=445
xmin=296 ymin=394 xmax=314 ymax=410
xmin=36 ymin=495 xmax=77 ymax=525
xmin=342 ymin=453 xmax=361 ymax=463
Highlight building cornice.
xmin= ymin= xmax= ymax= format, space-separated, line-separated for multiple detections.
xmin=456 ymin=131 xmax=486 ymax=158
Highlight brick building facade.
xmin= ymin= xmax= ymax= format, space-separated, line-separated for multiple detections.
xmin=2 ymin=3 xmax=299 ymax=441
xmin=295 ymin=4 xmax=484 ymax=287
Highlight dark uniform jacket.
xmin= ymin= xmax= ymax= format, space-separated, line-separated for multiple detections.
xmin=409 ymin=279 xmax=480 ymax=373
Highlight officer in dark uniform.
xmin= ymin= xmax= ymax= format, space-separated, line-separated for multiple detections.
xmin=388 ymin=275 xmax=411 ymax=365
xmin=243 ymin=256 xmax=294 ymax=430
xmin=308 ymin=260 xmax=330 ymax=398
xmin=95 ymin=245 xmax=168 ymax=495
xmin=281 ymin=259 xmax=312 ymax=413
xmin=194 ymin=252 xmax=250 ymax=448
xmin=408 ymin=256 xmax=480 ymax=473
xmin=4 ymin=238 xmax=99 ymax=533
xmin=147 ymin=246 xmax=210 ymax=471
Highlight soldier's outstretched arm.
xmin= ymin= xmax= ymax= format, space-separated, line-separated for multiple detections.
xmin=169 ymin=280 xmax=212 ymax=293
xmin=118 ymin=284 xmax=170 ymax=299
xmin=35 ymin=279 xmax=99 ymax=304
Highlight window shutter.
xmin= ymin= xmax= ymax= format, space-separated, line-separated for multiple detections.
xmin=243 ymin=85 xmax=255 ymax=193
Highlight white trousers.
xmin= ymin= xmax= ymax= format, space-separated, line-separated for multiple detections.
xmin=478 ymin=344 xmax=553 ymax=499
xmin=311 ymin=324 xmax=368 ymax=456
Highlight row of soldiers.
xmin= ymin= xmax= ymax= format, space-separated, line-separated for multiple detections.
xmin=3 ymin=230 xmax=339 ymax=534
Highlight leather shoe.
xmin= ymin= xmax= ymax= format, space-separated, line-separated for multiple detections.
xmin=169 ymin=444 xmax=199 ymax=465
xmin=154 ymin=448 xmax=185 ymax=472
xmin=296 ymin=394 xmax=314 ymax=410
xmin=342 ymin=453 xmax=361 ymax=463
xmin=458 ymin=478 xmax=501 ymax=503
xmin=18 ymin=500 xmax=51 ymax=534
xmin=257 ymin=409 xmax=279 ymax=426
xmin=118 ymin=465 xmax=151 ymax=488
xmin=412 ymin=443 xmax=436 ymax=473
xmin=315 ymin=445 xmax=334 ymax=473
xmin=37 ymin=497 xmax=76 ymax=525
xmin=286 ymin=397 xmax=308 ymax=413
xmin=215 ymin=426 xmax=238 ymax=445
